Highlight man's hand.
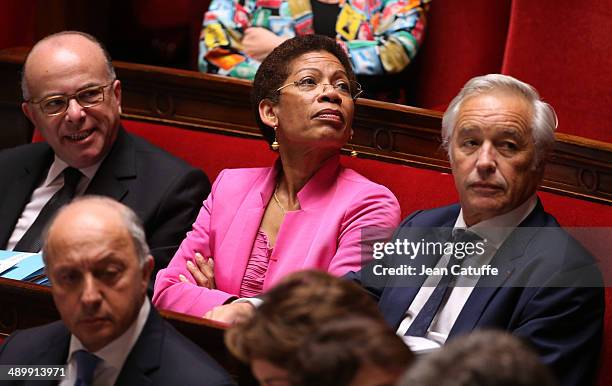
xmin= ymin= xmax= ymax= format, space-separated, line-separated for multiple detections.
xmin=180 ymin=252 xmax=215 ymax=289
xmin=243 ymin=27 xmax=288 ymax=62
xmin=204 ymin=302 xmax=256 ymax=325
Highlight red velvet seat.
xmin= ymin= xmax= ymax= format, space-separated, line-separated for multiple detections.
xmin=122 ymin=121 xmax=612 ymax=227
xmin=122 ymin=120 xmax=459 ymax=218
xmin=0 ymin=0 xmax=35 ymax=49
xmin=501 ymin=0 xmax=612 ymax=143
xmin=404 ymin=0 xmax=513 ymax=111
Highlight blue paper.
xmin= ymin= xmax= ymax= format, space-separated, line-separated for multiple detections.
xmin=1 ymin=253 xmax=45 ymax=281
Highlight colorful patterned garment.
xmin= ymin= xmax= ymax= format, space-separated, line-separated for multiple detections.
xmin=199 ymin=0 xmax=430 ymax=79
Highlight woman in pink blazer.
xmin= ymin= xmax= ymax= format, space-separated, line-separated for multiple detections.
xmin=153 ymin=35 xmax=400 ymax=318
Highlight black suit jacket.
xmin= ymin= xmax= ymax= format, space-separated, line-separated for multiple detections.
xmin=347 ymin=200 xmax=604 ymax=386
xmin=0 ymin=306 xmax=235 ymax=386
xmin=0 ymin=128 xmax=210 ymax=286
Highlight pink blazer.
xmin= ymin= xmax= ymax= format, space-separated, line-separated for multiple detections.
xmin=152 ymin=156 xmax=400 ymax=317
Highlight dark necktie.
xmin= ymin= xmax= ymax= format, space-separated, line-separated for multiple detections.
xmin=74 ymin=349 xmax=101 ymax=386
xmin=14 ymin=167 xmax=82 ymax=252
xmin=405 ymin=229 xmax=481 ymax=337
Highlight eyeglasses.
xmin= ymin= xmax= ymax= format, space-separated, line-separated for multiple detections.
xmin=276 ymin=78 xmax=363 ymax=99
xmin=26 ymin=81 xmax=115 ymax=116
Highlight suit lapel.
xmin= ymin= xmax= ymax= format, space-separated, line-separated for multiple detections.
xmin=450 ymin=202 xmax=548 ymax=336
xmin=114 ymin=308 xmax=162 ymax=386
xmin=0 ymin=145 xmax=53 ymax=248
xmin=449 ymin=272 xmax=515 ymax=336
xmin=84 ymin=128 xmax=133 ymax=201
xmin=220 ymin=206 xmax=266 ymax=295
xmin=24 ymin=322 xmax=71 ymax=386
xmin=381 ymin=221 xmax=455 ymax=328
xmin=217 ymin=166 xmax=277 ymax=295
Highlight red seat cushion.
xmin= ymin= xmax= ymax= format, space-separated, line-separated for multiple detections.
xmin=0 ymin=1 xmax=35 ymax=49
xmin=501 ymin=0 xmax=612 ymax=143
xmin=122 ymin=120 xmax=276 ymax=181
xmin=405 ymin=0 xmax=512 ymax=110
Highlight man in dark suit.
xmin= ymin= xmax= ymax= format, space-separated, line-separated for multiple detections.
xmin=348 ymin=74 xmax=604 ymax=386
xmin=0 ymin=197 xmax=235 ymax=386
xmin=0 ymin=31 xmax=210 ymax=285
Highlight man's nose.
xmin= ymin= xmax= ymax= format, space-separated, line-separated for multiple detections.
xmin=65 ymin=98 xmax=86 ymax=123
xmin=475 ymin=142 xmax=497 ymax=176
xmin=80 ymin=275 xmax=102 ymax=310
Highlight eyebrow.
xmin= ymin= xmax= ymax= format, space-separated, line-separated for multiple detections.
xmin=457 ymin=125 xmax=524 ymax=139
xmin=52 ymin=265 xmax=77 ymax=274
xmin=496 ymin=127 xmax=522 ymax=138
xmin=91 ymin=255 xmax=126 ymax=267
xmin=293 ymin=67 xmax=348 ymax=78
xmin=456 ymin=126 xmax=481 ymax=135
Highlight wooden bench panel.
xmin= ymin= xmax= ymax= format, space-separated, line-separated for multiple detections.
xmin=0 ymin=47 xmax=610 ymax=205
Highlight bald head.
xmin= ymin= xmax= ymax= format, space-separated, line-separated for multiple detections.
xmin=43 ymin=196 xmax=153 ymax=352
xmin=22 ymin=31 xmax=115 ymax=100
xmin=43 ymin=196 xmax=149 ymax=266
xmin=20 ymin=31 xmax=122 ymax=169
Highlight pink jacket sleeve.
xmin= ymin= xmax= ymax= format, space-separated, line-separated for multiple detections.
xmin=152 ymin=171 xmax=236 ymax=317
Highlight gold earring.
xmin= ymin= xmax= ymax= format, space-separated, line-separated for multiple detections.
xmin=349 ymin=134 xmax=357 ymax=157
xmin=271 ymin=126 xmax=279 ymax=151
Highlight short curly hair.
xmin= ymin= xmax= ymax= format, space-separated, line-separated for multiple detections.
xmin=398 ymin=330 xmax=558 ymax=386
xmin=292 ymin=316 xmax=414 ymax=386
xmin=252 ymin=35 xmax=356 ymax=145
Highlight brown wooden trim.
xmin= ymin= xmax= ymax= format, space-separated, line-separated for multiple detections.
xmin=0 ymin=278 xmax=57 ymax=334
xmin=1 ymin=48 xmax=611 ymax=204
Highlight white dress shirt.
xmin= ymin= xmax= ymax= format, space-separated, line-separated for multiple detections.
xmin=397 ymin=195 xmax=537 ymax=353
xmin=7 ymin=156 xmax=101 ymax=251
xmin=59 ymin=299 xmax=150 ymax=386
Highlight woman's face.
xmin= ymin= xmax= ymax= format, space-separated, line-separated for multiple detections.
xmin=268 ymin=50 xmax=355 ymax=152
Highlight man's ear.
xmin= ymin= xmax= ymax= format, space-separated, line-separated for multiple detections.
xmin=22 ymin=102 xmax=34 ymax=124
xmin=112 ymin=79 xmax=122 ymax=114
xmin=259 ymin=99 xmax=278 ymax=129
xmin=142 ymin=255 xmax=154 ymax=289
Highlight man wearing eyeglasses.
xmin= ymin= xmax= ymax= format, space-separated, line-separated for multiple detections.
xmin=0 ymin=31 xmax=211 ymax=289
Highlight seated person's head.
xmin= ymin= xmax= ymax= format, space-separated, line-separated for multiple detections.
xmin=441 ymin=74 xmax=557 ymax=225
xmin=225 ymin=270 xmax=384 ymax=385
xmin=21 ymin=31 xmax=122 ymax=169
xmin=291 ymin=316 xmax=413 ymax=386
xmin=42 ymin=196 xmax=154 ymax=352
xmin=252 ymin=34 xmax=362 ymax=152
xmin=398 ymin=330 xmax=558 ymax=386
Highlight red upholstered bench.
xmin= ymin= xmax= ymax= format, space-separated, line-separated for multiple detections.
xmin=122 ymin=120 xmax=462 ymax=217
xmin=123 ymin=119 xmax=612 ymax=225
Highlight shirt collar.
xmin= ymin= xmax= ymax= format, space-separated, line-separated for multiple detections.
xmin=454 ymin=195 xmax=538 ymax=249
xmin=67 ymin=299 xmax=150 ymax=375
xmin=44 ymin=155 xmax=104 ymax=186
